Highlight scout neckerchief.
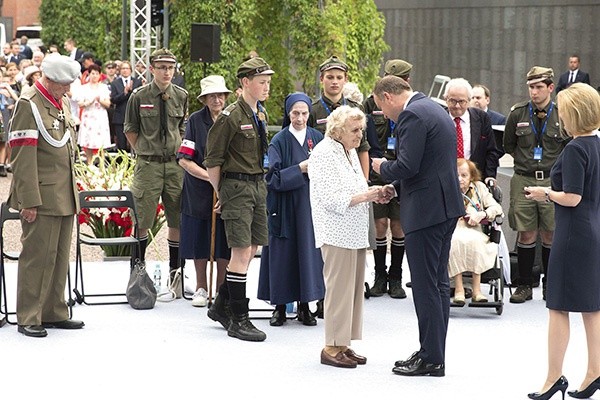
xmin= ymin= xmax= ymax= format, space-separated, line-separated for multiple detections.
xmin=252 ymin=102 xmax=268 ymax=168
xmin=528 ymin=101 xmax=554 ymax=161
xmin=35 ymin=80 xmax=66 ymax=121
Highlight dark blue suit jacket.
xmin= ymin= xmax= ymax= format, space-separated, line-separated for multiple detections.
xmin=556 ymin=70 xmax=591 ymax=93
xmin=110 ymin=76 xmax=143 ymax=124
xmin=467 ymin=107 xmax=503 ymax=179
xmin=487 ymin=109 xmax=506 ymax=126
xmin=380 ymin=92 xmax=464 ymax=234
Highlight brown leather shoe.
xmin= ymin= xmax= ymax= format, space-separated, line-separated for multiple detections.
xmin=344 ymin=348 xmax=367 ymax=365
xmin=320 ymin=349 xmax=357 ymax=368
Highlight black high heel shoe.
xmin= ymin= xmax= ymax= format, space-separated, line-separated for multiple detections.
xmin=528 ymin=376 xmax=568 ymax=400
xmin=568 ymin=376 xmax=600 ymax=398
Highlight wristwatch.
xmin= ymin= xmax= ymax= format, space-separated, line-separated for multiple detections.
xmin=544 ymin=188 xmax=552 ymax=203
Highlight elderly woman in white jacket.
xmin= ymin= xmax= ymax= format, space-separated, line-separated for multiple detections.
xmin=309 ymin=105 xmax=382 ymax=369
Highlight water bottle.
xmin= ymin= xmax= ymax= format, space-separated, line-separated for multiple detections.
xmin=153 ymin=263 xmax=161 ymax=293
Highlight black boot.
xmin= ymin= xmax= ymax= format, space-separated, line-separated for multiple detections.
xmin=270 ymin=304 xmax=286 ymax=326
xmin=207 ymin=292 xmax=231 ymax=330
xmin=370 ymin=272 xmax=388 ymax=297
xmin=388 ymin=277 xmax=407 ymax=299
xmin=297 ymin=302 xmax=317 ymax=326
xmin=312 ymin=299 xmax=324 ymax=319
xmin=228 ymin=299 xmax=267 ymax=342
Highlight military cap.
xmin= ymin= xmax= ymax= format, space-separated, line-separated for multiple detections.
xmin=236 ymin=57 xmax=274 ymax=78
xmin=384 ymin=59 xmax=413 ymax=77
xmin=319 ymin=55 xmax=348 ymax=73
xmin=526 ymin=66 xmax=554 ymax=84
xmin=150 ymin=48 xmax=177 ymax=64
xmin=41 ymin=53 xmax=81 ymax=84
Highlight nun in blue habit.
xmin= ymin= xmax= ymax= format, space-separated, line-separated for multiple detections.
xmin=258 ymin=92 xmax=325 ymax=327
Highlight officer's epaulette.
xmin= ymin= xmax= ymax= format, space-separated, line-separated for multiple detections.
xmin=510 ymin=100 xmax=529 ymax=112
xmin=131 ymin=86 xmax=145 ymax=95
xmin=172 ymin=85 xmax=188 ymax=96
xmin=221 ymin=103 xmax=236 ymax=117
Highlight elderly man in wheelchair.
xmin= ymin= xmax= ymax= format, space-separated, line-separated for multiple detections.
xmin=449 ymin=158 xmax=503 ymax=305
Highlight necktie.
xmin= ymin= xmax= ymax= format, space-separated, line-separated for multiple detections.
xmin=569 ymin=71 xmax=575 ymax=83
xmin=454 ymin=117 xmax=464 ymax=158
xmin=160 ymin=93 xmax=168 ymax=142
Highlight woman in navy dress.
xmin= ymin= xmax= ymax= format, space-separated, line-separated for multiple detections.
xmin=177 ymin=76 xmax=232 ymax=307
xmin=258 ymin=92 xmax=325 ymax=326
xmin=525 ymin=83 xmax=600 ymax=400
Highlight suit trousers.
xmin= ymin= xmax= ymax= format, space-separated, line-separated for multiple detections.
xmin=17 ymin=214 xmax=73 ymax=325
xmin=113 ymin=123 xmax=129 ymax=151
xmin=321 ymin=244 xmax=365 ymax=347
xmin=404 ymin=217 xmax=458 ymax=364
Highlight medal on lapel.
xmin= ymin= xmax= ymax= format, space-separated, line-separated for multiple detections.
xmin=57 ymin=110 xmax=65 ymax=121
xmin=52 ymin=119 xmax=60 ymax=130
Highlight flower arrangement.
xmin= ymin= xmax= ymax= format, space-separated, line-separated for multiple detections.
xmin=75 ymin=150 xmax=166 ymax=257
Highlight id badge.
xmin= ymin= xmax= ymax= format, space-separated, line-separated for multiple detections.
xmin=533 ymin=146 xmax=543 ymax=161
xmin=263 ymin=154 xmax=269 ymax=169
xmin=387 ymin=137 xmax=396 ymax=151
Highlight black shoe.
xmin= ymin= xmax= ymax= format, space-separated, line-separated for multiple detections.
xmin=568 ymin=376 xmax=600 ymax=398
xmin=510 ymin=285 xmax=533 ymax=303
xmin=297 ymin=307 xmax=317 ymax=326
xmin=228 ymin=314 xmax=267 ymax=342
xmin=388 ymin=278 xmax=407 ymax=299
xmin=0 ymin=165 xmax=6 ymax=177
xmin=392 ymin=356 xmax=445 ymax=377
xmin=370 ymin=272 xmax=388 ymax=297
xmin=42 ymin=319 xmax=84 ymax=329
xmin=394 ymin=351 xmax=420 ymax=367
xmin=18 ymin=325 xmax=48 ymax=338
xmin=269 ymin=306 xmax=286 ymax=327
xmin=528 ymin=376 xmax=568 ymax=399
xmin=312 ymin=299 xmax=324 ymax=319
xmin=207 ymin=294 xmax=231 ymax=329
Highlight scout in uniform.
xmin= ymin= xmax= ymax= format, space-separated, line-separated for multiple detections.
xmin=8 ymin=54 xmax=84 ymax=337
xmin=363 ymin=59 xmax=413 ymax=299
xmin=503 ymin=66 xmax=567 ymax=303
xmin=204 ymin=57 xmax=274 ymax=342
xmin=124 ymin=48 xmax=188 ymax=278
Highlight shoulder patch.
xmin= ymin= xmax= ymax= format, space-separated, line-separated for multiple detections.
xmin=173 ymin=85 xmax=188 ymax=96
xmin=510 ymin=101 xmax=529 ymax=112
xmin=222 ymin=103 xmax=236 ymax=116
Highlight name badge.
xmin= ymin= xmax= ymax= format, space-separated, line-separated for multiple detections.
xmin=140 ymin=104 xmax=154 ymax=109
xmin=316 ymin=118 xmax=328 ymax=125
xmin=533 ymin=146 xmax=543 ymax=161
xmin=517 ymin=122 xmax=529 ymax=128
xmin=240 ymin=124 xmax=253 ymax=130
xmin=263 ymin=154 xmax=269 ymax=169
xmin=387 ymin=137 xmax=396 ymax=151
xmin=373 ymin=110 xmax=384 ymax=115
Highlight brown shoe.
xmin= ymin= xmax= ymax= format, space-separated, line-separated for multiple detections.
xmin=320 ymin=349 xmax=357 ymax=368
xmin=344 ymin=348 xmax=367 ymax=365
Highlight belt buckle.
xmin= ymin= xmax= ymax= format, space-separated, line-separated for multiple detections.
xmin=535 ymin=170 xmax=544 ymax=180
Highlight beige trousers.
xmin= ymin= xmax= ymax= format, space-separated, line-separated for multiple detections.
xmin=321 ymin=244 xmax=366 ymax=347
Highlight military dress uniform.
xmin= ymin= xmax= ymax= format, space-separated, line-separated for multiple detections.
xmin=8 ymin=72 xmax=79 ymax=331
xmin=503 ymin=66 xmax=568 ymax=301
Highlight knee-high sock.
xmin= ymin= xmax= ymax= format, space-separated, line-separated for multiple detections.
xmin=168 ymin=239 xmax=179 ymax=271
xmin=389 ymin=236 xmax=405 ymax=280
xmin=226 ymin=270 xmax=247 ymax=302
xmin=373 ymin=237 xmax=387 ymax=274
xmin=135 ymin=235 xmax=148 ymax=262
xmin=517 ymin=242 xmax=536 ymax=286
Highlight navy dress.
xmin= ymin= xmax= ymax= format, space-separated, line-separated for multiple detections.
xmin=257 ymin=126 xmax=325 ymax=305
xmin=547 ymin=135 xmax=600 ymax=312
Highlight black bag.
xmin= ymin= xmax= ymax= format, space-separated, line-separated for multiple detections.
xmin=126 ymin=260 xmax=157 ymax=309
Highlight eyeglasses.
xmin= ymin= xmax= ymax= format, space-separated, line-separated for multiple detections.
xmin=446 ymin=98 xmax=468 ymax=106
xmin=155 ymin=66 xmax=175 ymax=72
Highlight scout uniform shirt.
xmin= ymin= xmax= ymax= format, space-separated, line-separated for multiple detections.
xmin=204 ymin=97 xmax=268 ymax=176
xmin=124 ymin=80 xmax=188 ymax=157
xmin=503 ymin=100 xmax=567 ymax=176
xmin=7 ymin=84 xmax=78 ymax=215
xmin=363 ymin=94 xmax=397 ymax=185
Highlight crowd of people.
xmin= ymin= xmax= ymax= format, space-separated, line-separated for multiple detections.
xmin=3 ymin=36 xmax=600 ymax=397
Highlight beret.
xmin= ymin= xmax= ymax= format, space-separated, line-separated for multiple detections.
xmin=41 ymin=54 xmax=81 ymax=84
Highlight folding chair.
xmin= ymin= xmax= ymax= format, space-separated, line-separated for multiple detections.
xmin=73 ymin=190 xmax=140 ymax=305
xmin=0 ymin=202 xmax=74 ymax=324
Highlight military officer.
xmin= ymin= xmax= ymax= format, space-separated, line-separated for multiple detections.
xmin=8 ymin=53 xmax=84 ymax=337
xmin=363 ymin=59 xmax=413 ymax=299
xmin=124 ymin=48 xmax=188 ymax=279
xmin=204 ymin=57 xmax=274 ymax=342
xmin=503 ymin=66 xmax=567 ymax=304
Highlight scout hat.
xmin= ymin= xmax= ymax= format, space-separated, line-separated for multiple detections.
xmin=526 ymin=66 xmax=554 ymax=84
xmin=198 ymin=75 xmax=232 ymax=100
xmin=236 ymin=57 xmax=274 ymax=78
xmin=150 ymin=48 xmax=177 ymax=64
xmin=384 ymin=59 xmax=413 ymax=77
xmin=41 ymin=53 xmax=81 ymax=84
xmin=319 ymin=55 xmax=348 ymax=73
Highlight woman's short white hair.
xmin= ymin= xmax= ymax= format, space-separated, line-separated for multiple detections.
xmin=343 ymin=82 xmax=364 ymax=104
xmin=325 ymin=105 xmax=366 ymax=140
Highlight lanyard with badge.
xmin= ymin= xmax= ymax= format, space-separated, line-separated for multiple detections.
xmin=528 ymin=102 xmax=554 ymax=161
xmin=387 ymin=119 xmax=397 ymax=152
xmin=252 ymin=103 xmax=269 ymax=169
xmin=319 ymin=97 xmax=346 ymax=116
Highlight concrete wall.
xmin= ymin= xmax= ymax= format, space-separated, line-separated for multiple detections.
xmin=374 ymin=0 xmax=599 ymax=116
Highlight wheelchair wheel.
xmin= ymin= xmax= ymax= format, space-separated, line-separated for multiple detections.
xmin=496 ymin=305 xmax=503 ymax=315
xmin=364 ymin=282 xmax=371 ymax=299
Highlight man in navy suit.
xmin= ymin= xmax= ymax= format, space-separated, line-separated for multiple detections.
xmin=110 ymin=61 xmax=142 ymax=151
xmin=444 ymin=78 xmax=503 ymax=180
xmin=470 ymin=84 xmax=506 ymax=152
xmin=372 ymin=76 xmax=464 ymax=377
xmin=556 ymin=55 xmax=590 ymax=93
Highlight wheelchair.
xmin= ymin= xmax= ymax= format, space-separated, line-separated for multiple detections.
xmin=450 ymin=180 xmax=506 ymax=315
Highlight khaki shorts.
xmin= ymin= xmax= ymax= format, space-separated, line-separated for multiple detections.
xmin=219 ymin=178 xmax=268 ymax=248
xmin=373 ymin=197 xmax=401 ymax=220
xmin=508 ymin=173 xmax=555 ymax=232
xmin=131 ymin=159 xmax=183 ymax=230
